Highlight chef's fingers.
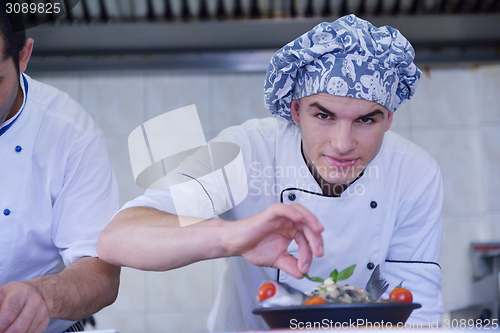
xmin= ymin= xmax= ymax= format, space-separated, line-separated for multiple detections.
xmin=261 ymin=203 xmax=322 ymax=233
xmin=274 ymin=254 xmax=302 ymax=279
xmin=4 ymin=311 xmax=34 ymax=333
xmin=294 ymin=222 xmax=323 ymax=259
xmin=0 ymin=282 xmax=49 ymax=333
xmin=260 ymin=203 xmax=324 ymax=251
xmin=33 ymin=321 xmax=49 ymax=333
xmin=0 ymin=294 xmax=21 ymax=332
xmin=10 ymin=313 xmax=37 ymax=333
xmin=7 ymin=297 xmax=48 ymax=333
xmin=27 ymin=308 xmax=49 ymax=333
xmin=283 ymin=205 xmax=324 ymax=258
xmin=265 ymin=203 xmax=324 ymax=258
xmin=3 ymin=297 xmax=39 ymax=333
xmin=286 ymin=203 xmax=324 ymax=234
xmin=24 ymin=298 xmax=49 ymax=333
xmin=294 ymin=231 xmax=313 ymax=274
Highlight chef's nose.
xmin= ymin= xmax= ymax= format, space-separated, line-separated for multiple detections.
xmin=330 ymin=122 xmax=356 ymax=154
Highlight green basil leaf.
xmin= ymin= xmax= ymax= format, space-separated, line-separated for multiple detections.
xmin=337 ymin=264 xmax=356 ymax=282
xmin=330 ymin=269 xmax=339 ymax=283
xmin=303 ymin=273 xmax=324 ymax=283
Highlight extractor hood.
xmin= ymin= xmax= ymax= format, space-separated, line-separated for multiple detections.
xmin=25 ymin=0 xmax=500 ymax=72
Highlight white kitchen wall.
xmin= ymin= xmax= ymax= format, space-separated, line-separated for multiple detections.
xmin=29 ymin=63 xmax=500 ymax=332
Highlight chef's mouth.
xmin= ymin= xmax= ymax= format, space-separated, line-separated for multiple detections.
xmin=323 ymin=155 xmax=360 ymax=167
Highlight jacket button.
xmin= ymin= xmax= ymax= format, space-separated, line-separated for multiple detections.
xmin=3 ymin=209 xmax=11 ymax=216
xmin=370 ymin=201 xmax=377 ymax=209
xmin=15 ymin=145 xmax=22 ymax=152
xmin=288 ymin=193 xmax=296 ymax=201
xmin=367 ymin=262 xmax=375 ymax=270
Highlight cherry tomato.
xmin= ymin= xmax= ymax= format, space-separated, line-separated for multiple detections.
xmin=257 ymin=283 xmax=276 ymax=301
xmin=304 ymin=296 xmax=327 ymax=305
xmin=389 ymin=287 xmax=413 ymax=303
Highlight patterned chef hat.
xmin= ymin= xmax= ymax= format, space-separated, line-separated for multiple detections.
xmin=264 ymin=14 xmax=421 ymax=122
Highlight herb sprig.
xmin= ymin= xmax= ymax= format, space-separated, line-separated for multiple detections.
xmin=303 ymin=264 xmax=356 ymax=284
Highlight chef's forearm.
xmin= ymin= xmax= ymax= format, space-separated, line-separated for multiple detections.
xmin=26 ymin=257 xmax=120 ymax=321
xmin=97 ymin=207 xmax=231 ymax=271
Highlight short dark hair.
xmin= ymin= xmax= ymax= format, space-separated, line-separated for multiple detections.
xmin=0 ymin=0 xmax=27 ymax=72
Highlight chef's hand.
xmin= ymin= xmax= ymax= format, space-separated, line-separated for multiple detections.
xmin=0 ymin=281 xmax=50 ymax=333
xmin=220 ymin=202 xmax=324 ymax=279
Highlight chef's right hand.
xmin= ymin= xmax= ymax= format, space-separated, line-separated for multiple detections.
xmin=0 ymin=281 xmax=50 ymax=333
xmin=220 ymin=202 xmax=324 ymax=279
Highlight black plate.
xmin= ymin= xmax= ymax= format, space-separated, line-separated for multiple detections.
xmin=253 ymin=302 xmax=421 ymax=329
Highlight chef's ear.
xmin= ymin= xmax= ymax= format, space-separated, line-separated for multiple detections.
xmin=18 ymin=38 xmax=34 ymax=74
xmin=385 ymin=110 xmax=394 ymax=132
xmin=290 ymin=99 xmax=301 ymax=126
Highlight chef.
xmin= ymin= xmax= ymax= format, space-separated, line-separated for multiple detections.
xmin=98 ymin=14 xmax=442 ymax=331
xmin=0 ymin=7 xmax=120 ymax=333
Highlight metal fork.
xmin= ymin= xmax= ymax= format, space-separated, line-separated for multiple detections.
xmin=365 ymin=264 xmax=389 ymax=301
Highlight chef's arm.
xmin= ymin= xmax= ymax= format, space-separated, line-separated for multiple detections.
xmin=26 ymin=256 xmax=120 ymax=321
xmin=97 ymin=203 xmax=324 ymax=278
xmin=0 ymin=257 xmax=120 ymax=332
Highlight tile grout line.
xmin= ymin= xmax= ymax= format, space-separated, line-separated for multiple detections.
xmin=77 ymin=72 xmax=83 ymax=108
xmin=472 ymin=70 xmax=489 ymax=222
xmin=208 ymin=73 xmax=215 ymax=141
xmin=143 ymin=70 xmax=150 ymax=333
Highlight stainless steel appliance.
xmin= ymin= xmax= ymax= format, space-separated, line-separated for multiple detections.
xmin=450 ymin=242 xmax=500 ymax=322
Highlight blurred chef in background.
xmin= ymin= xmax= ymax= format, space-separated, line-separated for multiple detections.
xmin=0 ymin=3 xmax=120 ymax=332
xmin=98 ymin=14 xmax=442 ymax=331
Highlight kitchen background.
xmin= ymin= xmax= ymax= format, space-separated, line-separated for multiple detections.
xmin=22 ymin=0 xmax=500 ymax=332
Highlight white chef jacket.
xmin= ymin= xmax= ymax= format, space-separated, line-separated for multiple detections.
xmin=0 ymin=74 xmax=119 ymax=333
xmin=121 ymin=117 xmax=443 ymax=331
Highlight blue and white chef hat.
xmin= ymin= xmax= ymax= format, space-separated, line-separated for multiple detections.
xmin=264 ymin=14 xmax=422 ymax=123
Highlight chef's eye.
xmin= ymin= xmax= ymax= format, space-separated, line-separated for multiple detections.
xmin=316 ymin=113 xmax=332 ymax=120
xmin=358 ymin=117 xmax=374 ymax=124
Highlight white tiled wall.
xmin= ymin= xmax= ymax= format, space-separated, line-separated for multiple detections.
xmin=29 ymin=63 xmax=500 ymax=332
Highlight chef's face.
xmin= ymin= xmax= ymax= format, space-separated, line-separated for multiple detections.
xmin=0 ymin=34 xmax=32 ymax=125
xmin=291 ymin=93 xmax=393 ymax=185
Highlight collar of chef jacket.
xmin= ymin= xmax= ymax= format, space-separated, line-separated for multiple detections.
xmin=0 ymin=74 xmax=28 ymax=137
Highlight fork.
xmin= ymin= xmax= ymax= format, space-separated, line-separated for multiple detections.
xmin=365 ymin=264 xmax=389 ymax=301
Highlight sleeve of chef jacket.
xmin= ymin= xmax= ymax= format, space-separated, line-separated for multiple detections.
xmin=382 ymin=160 xmax=443 ymax=326
xmin=52 ymin=128 xmax=120 ymax=266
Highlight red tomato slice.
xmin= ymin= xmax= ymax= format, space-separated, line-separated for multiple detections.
xmin=304 ymin=296 xmax=327 ymax=305
xmin=257 ymin=283 xmax=276 ymax=301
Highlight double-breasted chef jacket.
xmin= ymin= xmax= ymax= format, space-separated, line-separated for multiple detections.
xmin=0 ymin=74 xmax=119 ymax=332
xmin=122 ymin=117 xmax=443 ymax=332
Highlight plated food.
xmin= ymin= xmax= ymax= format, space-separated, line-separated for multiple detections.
xmin=257 ymin=264 xmax=413 ymax=307
xmin=253 ymin=265 xmax=420 ymax=329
